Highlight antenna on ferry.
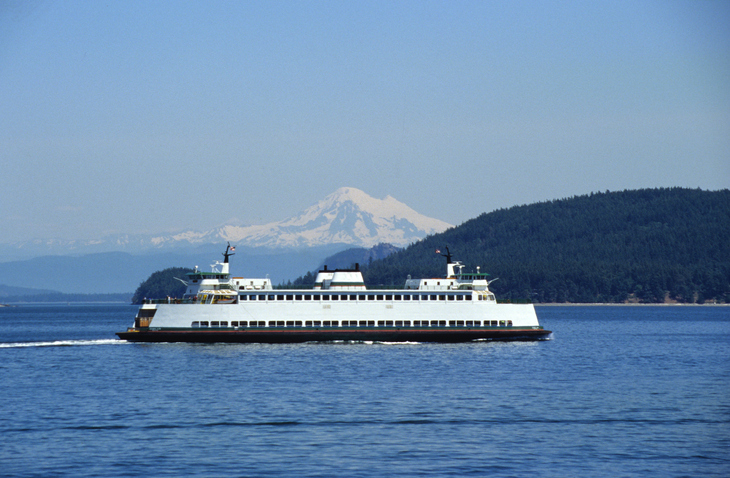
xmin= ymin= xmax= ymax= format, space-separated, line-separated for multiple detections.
xmin=223 ymin=242 xmax=236 ymax=263
xmin=438 ymin=246 xmax=454 ymax=264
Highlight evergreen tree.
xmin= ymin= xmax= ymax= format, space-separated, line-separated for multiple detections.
xmin=131 ymin=267 xmax=193 ymax=304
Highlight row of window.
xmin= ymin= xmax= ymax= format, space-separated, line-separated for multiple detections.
xmin=191 ymin=319 xmax=513 ymax=328
xmin=236 ymin=293 xmax=477 ymax=302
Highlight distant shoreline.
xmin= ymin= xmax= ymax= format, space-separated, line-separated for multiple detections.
xmin=535 ymin=303 xmax=729 ymax=307
xmin=2 ymin=301 xmax=726 ymax=307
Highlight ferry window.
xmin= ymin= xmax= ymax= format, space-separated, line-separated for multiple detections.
xmin=221 ymin=321 xmax=228 ymax=327
xmin=456 ymin=295 xmax=463 ymax=301
xmin=430 ymin=320 xmax=439 ymax=326
xmin=378 ymin=320 xmax=385 ymax=326
xmin=275 ymin=321 xmax=284 ymax=326
xmin=331 ymin=294 xmax=338 ymax=301
xmin=286 ymin=321 xmax=295 ymax=326
xmin=313 ymin=321 xmax=321 ymax=327
xmin=192 ymin=321 xmax=200 ymax=328
xmin=201 ymin=321 xmax=209 ymax=327
xmin=367 ymin=320 xmax=375 ymax=327
xmin=507 ymin=320 xmax=513 ymax=327
xmin=395 ymin=321 xmax=403 ymax=327
xmin=287 ymin=295 xmax=294 ymax=300
xmin=359 ymin=320 xmax=367 ymax=326
xmin=240 ymin=321 xmax=248 ymax=327
xmin=377 ymin=295 xmax=384 ymax=301
xmin=403 ymin=321 xmax=411 ymax=326
xmin=322 ymin=295 xmax=329 ymax=301
xmin=305 ymin=321 xmax=313 ymax=327
xmin=240 ymin=295 xmax=247 ymax=301
xmin=413 ymin=320 xmax=421 ymax=326
xmin=394 ymin=295 xmax=401 ymax=300
xmin=456 ymin=320 xmax=464 ymax=326
xmin=323 ymin=320 xmax=331 ymax=326
xmin=465 ymin=321 xmax=473 ymax=326
xmin=268 ymin=295 xmax=275 ymax=301
xmin=385 ymin=295 xmax=392 ymax=301
xmin=350 ymin=295 xmax=357 ymax=301
xmin=231 ymin=321 xmax=238 ymax=327
xmin=491 ymin=320 xmax=498 ymax=326
xmin=295 ymin=321 xmax=302 ymax=326
xmin=499 ymin=320 xmax=506 ymax=326
xmin=403 ymin=295 xmax=410 ymax=301
xmin=359 ymin=295 xmax=366 ymax=301
xmin=448 ymin=295 xmax=455 ymax=301
xmin=277 ymin=295 xmax=285 ymax=301
xmin=385 ymin=320 xmax=393 ymax=326
xmin=332 ymin=321 xmax=339 ymax=326
xmin=259 ymin=294 xmax=267 ymax=301
xmin=430 ymin=295 xmax=437 ymax=301
xmin=304 ymin=295 xmax=312 ymax=301
xmin=439 ymin=320 xmax=446 ymax=326
xmin=368 ymin=295 xmax=375 ymax=301
xmin=465 ymin=295 xmax=472 ymax=301
xmin=296 ymin=295 xmax=303 ymax=301
xmin=212 ymin=321 xmax=220 ymax=327
xmin=473 ymin=321 xmax=480 ymax=326
xmin=449 ymin=320 xmax=456 ymax=326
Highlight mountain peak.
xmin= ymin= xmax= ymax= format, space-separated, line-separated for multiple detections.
xmin=210 ymin=188 xmax=453 ymax=248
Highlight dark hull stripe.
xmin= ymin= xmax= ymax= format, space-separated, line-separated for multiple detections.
xmin=116 ymin=328 xmax=551 ymax=343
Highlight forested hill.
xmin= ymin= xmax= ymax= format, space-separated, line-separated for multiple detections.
xmin=362 ymin=188 xmax=730 ymax=304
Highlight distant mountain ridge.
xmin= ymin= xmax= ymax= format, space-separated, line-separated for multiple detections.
xmin=0 ymin=188 xmax=451 ymax=260
xmin=152 ymin=187 xmax=452 ymax=248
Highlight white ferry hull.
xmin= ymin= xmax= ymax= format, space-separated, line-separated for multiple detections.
xmin=117 ymin=301 xmax=550 ymax=343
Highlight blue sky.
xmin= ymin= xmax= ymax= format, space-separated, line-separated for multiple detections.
xmin=1 ymin=0 xmax=728 ymax=244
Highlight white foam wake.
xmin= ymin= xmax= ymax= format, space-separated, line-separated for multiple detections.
xmin=0 ymin=339 xmax=125 ymax=348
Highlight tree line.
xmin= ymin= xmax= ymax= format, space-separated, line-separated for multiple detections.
xmin=360 ymin=188 xmax=729 ymax=303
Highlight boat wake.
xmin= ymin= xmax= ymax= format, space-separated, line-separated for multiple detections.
xmin=0 ymin=339 xmax=126 ymax=349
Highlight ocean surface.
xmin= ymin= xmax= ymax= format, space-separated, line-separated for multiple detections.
xmin=0 ymin=305 xmax=728 ymax=477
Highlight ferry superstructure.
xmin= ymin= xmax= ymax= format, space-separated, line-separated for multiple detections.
xmin=117 ymin=245 xmax=551 ymax=343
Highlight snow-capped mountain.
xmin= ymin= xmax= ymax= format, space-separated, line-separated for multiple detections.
xmin=0 ymin=188 xmax=452 ymax=261
xmin=153 ymin=187 xmax=453 ymax=248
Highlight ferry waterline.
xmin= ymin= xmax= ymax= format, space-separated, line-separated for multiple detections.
xmin=116 ymin=245 xmax=551 ymax=343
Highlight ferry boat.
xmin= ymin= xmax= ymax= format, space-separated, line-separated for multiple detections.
xmin=116 ymin=244 xmax=551 ymax=343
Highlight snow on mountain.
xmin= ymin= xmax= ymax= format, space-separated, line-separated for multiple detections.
xmin=154 ymin=187 xmax=453 ymax=248
xmin=0 ymin=188 xmax=452 ymax=260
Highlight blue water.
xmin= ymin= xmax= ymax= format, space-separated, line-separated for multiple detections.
xmin=0 ymin=305 xmax=728 ymax=477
